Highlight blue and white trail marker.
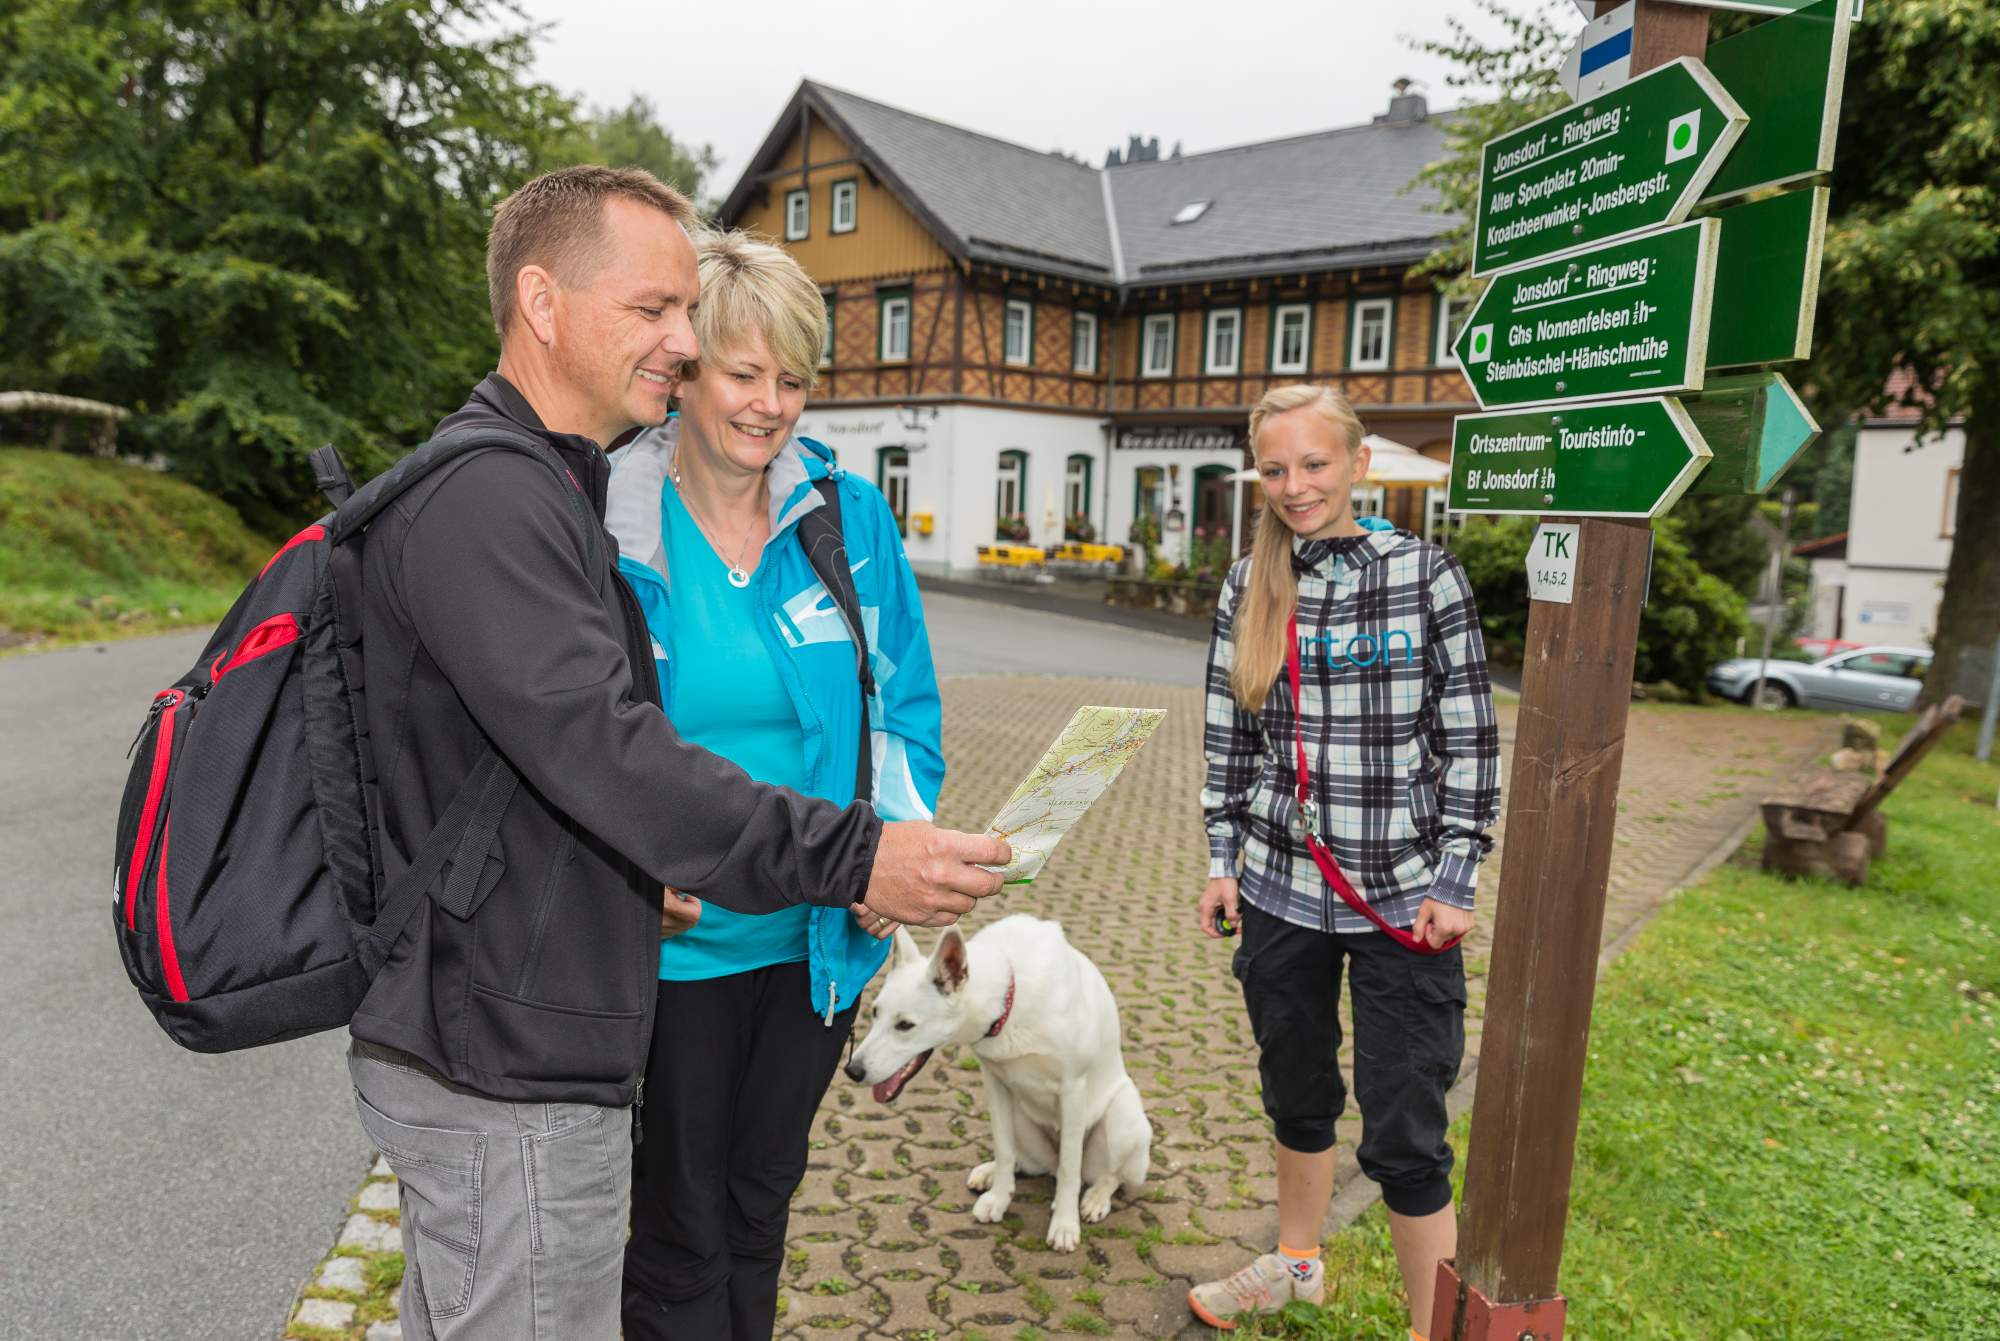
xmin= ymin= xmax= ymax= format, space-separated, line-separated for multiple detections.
xmin=1559 ymin=1 xmax=1636 ymax=100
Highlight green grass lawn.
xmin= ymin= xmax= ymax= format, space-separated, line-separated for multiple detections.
xmin=1238 ymin=715 xmax=2000 ymax=1341
xmin=0 ymin=446 xmax=273 ymax=648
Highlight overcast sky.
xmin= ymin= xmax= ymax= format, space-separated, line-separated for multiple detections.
xmin=506 ymin=0 xmax=1580 ymax=191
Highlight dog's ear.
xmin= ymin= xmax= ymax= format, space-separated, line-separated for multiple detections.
xmin=892 ymin=925 xmax=923 ymax=969
xmin=930 ymin=927 xmax=969 ymax=995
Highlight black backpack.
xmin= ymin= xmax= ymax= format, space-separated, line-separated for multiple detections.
xmin=113 ymin=429 xmax=870 ymax=1053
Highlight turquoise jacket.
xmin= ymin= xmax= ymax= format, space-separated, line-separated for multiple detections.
xmin=604 ymin=419 xmax=946 ymax=1024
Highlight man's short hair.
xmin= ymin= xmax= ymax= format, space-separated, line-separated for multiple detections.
xmin=486 ymin=166 xmax=700 ymax=339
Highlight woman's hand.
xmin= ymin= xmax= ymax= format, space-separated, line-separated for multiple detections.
xmin=1198 ymin=877 xmax=1240 ymax=939
xmin=661 ymin=887 xmax=702 ymax=939
xmin=1411 ymin=898 xmax=1474 ymax=949
xmin=851 ymin=901 xmax=896 ymax=941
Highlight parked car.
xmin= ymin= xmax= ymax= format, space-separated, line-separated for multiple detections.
xmin=1707 ymin=645 xmax=1933 ymax=711
xmin=1792 ymin=636 xmax=1867 ymax=659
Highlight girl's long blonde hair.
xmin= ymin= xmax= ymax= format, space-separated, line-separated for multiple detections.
xmin=1229 ymin=384 xmax=1367 ymax=710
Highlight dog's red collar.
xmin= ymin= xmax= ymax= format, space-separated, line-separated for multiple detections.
xmin=985 ymin=973 xmax=1016 ymax=1038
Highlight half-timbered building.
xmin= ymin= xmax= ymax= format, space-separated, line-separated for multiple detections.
xmin=718 ymin=80 xmax=1472 ymax=572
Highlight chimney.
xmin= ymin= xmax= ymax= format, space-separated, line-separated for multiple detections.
xmin=1374 ymin=77 xmax=1428 ymax=127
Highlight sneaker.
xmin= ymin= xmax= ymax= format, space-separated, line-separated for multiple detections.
xmin=1187 ymin=1251 xmax=1325 ymax=1329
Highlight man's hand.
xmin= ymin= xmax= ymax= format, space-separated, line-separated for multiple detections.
xmin=1197 ymin=876 xmax=1240 ymax=939
xmin=661 ymin=887 xmax=702 ymax=939
xmin=1411 ymin=898 xmax=1474 ymax=949
xmin=851 ymin=902 xmax=895 ymax=940
xmin=862 ymin=821 xmax=1011 ymax=927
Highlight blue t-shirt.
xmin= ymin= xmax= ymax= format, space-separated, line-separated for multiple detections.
xmin=656 ymin=480 xmax=812 ymax=980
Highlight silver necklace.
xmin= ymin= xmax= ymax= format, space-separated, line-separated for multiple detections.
xmin=672 ymin=461 xmax=758 ymax=588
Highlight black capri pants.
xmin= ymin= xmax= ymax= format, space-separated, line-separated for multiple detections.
xmin=1233 ymin=899 xmax=1467 ymax=1218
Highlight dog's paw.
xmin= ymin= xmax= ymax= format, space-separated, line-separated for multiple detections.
xmin=967 ymin=1161 xmax=996 ymax=1192
xmin=1080 ymin=1182 xmax=1116 ymax=1223
xmin=1046 ymin=1212 xmax=1082 ymax=1252
xmin=973 ymin=1187 xmax=1013 ymax=1223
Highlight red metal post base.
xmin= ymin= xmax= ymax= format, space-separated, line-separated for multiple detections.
xmin=1430 ymin=1259 xmax=1566 ymax=1341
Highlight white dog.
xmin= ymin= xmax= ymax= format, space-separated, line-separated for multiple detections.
xmin=844 ymin=914 xmax=1152 ymax=1251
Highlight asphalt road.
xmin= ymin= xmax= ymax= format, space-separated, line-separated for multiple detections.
xmin=0 ymin=591 xmax=1201 ymax=1339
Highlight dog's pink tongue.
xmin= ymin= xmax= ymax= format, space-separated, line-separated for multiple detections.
xmin=871 ymin=1049 xmax=933 ymax=1103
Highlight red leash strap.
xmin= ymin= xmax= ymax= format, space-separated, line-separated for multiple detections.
xmin=1286 ymin=613 xmax=1460 ymax=956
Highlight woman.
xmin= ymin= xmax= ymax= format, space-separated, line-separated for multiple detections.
xmin=1188 ymin=385 xmax=1500 ymax=1340
xmin=607 ymin=229 xmax=945 ymax=1340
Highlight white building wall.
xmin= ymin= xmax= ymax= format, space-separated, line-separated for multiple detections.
xmin=1845 ymin=566 xmax=1949 ymax=648
xmin=792 ymin=403 xmax=1111 ymax=574
xmin=1843 ymin=424 xmax=1963 ymax=649
xmin=1849 ymin=426 xmax=1963 ymax=569
xmin=1106 ymin=446 xmax=1247 ymax=569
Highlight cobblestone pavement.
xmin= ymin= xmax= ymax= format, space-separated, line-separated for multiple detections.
xmin=287 ymin=678 xmax=1835 ymax=1340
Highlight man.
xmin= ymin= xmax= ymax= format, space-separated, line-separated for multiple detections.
xmin=345 ymin=166 xmax=1009 ymax=1338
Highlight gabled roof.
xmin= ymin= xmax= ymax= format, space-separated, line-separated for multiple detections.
xmin=719 ymin=81 xmax=1463 ymax=290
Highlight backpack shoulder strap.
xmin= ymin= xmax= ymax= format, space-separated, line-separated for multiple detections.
xmin=797 ymin=477 xmax=874 ymax=807
xmin=327 ymin=426 xmax=603 ymax=575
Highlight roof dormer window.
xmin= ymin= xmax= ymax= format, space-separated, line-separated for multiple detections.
xmin=1171 ymin=200 xmax=1212 ymax=225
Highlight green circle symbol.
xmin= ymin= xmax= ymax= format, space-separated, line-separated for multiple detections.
xmin=1473 ymin=331 xmax=1489 ymax=355
xmin=1672 ymin=122 xmax=1693 ymax=152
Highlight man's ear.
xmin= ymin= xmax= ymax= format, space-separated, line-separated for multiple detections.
xmin=931 ymin=927 xmax=968 ymax=996
xmin=515 ymin=264 xmax=559 ymax=348
xmin=892 ymin=924 xmax=923 ymax=970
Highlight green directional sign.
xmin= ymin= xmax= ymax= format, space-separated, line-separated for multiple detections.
xmin=1683 ymin=372 xmax=1821 ymax=496
xmin=1656 ymin=0 xmax=1861 ymax=18
xmin=1708 ymin=185 xmax=1829 ymax=368
xmin=1455 ymin=218 xmax=1718 ymax=410
xmin=1472 ymin=57 xmax=1747 ymax=277
xmin=1449 ymin=397 xmax=1712 ymax=518
xmin=1702 ymin=0 xmax=1852 ymax=203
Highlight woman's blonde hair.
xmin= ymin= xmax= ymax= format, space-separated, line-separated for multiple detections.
xmin=690 ymin=228 xmax=827 ymax=385
xmin=1230 ymin=384 xmax=1366 ymax=710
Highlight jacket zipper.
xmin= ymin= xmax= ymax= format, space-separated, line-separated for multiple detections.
xmin=155 ymin=819 xmax=189 ymax=1002
xmin=609 ymin=559 xmax=661 ymax=1145
xmin=124 ymin=689 xmax=185 ymax=930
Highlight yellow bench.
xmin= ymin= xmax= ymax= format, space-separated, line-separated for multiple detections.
xmin=1047 ymin=541 xmax=1125 ymax=570
xmin=975 ymin=543 xmax=1047 ymax=569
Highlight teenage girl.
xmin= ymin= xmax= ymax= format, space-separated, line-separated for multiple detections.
xmin=1189 ymin=384 xmax=1500 ymax=1339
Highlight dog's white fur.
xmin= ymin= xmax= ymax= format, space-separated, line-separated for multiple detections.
xmin=845 ymin=915 xmax=1152 ymax=1251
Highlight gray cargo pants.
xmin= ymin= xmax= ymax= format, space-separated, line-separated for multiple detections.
xmin=347 ymin=1037 xmax=632 ymax=1339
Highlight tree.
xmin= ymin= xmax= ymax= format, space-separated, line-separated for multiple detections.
xmin=0 ymin=1 xmax=579 ymax=528
xmin=570 ymin=95 xmax=719 ymax=211
xmin=1806 ymin=2 xmax=2000 ymax=704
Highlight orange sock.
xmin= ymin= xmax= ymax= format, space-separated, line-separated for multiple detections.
xmin=1410 ymin=1330 xmax=1428 ymax=1341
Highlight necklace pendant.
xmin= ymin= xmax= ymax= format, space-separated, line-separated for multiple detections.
xmin=727 ymin=565 xmax=751 ymax=588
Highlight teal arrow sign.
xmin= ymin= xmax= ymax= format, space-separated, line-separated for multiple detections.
xmin=1683 ymin=372 xmax=1821 ymax=495
xmin=1472 ymin=57 xmax=1747 ymax=277
xmin=1449 ymin=397 xmax=1712 ymax=518
xmin=1708 ymin=185 xmax=1829 ymax=368
xmin=1455 ymin=218 xmax=1718 ymax=410
xmin=1702 ymin=0 xmax=1852 ymax=203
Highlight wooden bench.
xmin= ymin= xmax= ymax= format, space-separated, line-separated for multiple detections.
xmin=975 ymin=543 xmax=1047 ymax=576
xmin=1761 ymin=696 xmax=1966 ymax=885
xmin=1046 ymin=540 xmax=1125 ymax=573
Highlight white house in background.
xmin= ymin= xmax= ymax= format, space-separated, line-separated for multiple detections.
xmin=1801 ymin=410 xmax=1964 ymax=649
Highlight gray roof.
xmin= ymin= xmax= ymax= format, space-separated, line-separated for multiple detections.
xmin=810 ymin=84 xmax=1116 ymax=281
xmin=1106 ymin=119 xmax=1460 ymax=282
xmin=722 ymin=81 xmax=1463 ymax=289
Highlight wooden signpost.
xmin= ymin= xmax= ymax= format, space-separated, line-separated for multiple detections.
xmin=1434 ymin=2 xmax=1849 ymax=1337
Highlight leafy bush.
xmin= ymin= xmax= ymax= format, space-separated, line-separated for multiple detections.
xmin=1063 ymin=513 xmax=1096 ymax=543
xmin=1447 ymin=514 xmax=1749 ymax=696
xmin=994 ymin=513 xmax=1031 ymax=542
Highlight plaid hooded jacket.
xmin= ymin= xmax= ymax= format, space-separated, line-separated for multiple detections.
xmin=1201 ymin=527 xmax=1502 ymax=934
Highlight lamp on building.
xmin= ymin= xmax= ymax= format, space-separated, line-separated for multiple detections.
xmin=895 ymin=405 xmax=940 ymax=446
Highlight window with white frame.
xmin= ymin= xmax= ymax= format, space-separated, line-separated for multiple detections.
xmin=831 ymin=180 xmax=857 ymax=234
xmin=1352 ymin=484 xmax=1387 ymax=518
xmin=1072 ymin=311 xmax=1099 ymax=374
xmin=1350 ymin=298 xmax=1393 ymax=370
xmin=879 ymin=293 xmax=910 ymax=362
xmin=1205 ymin=309 xmax=1242 ymax=375
xmin=820 ymin=293 xmax=835 ymax=366
xmin=879 ymin=448 xmax=909 ymax=532
xmin=784 ymin=189 xmax=809 ymax=241
xmin=1141 ymin=313 xmax=1175 ymax=378
xmin=995 ymin=450 xmax=1027 ymax=534
xmin=1425 ymin=486 xmax=1450 ymax=543
xmin=1004 ymin=299 xmax=1033 ymax=366
xmin=1271 ymin=303 xmax=1311 ymax=373
xmin=1065 ymin=454 xmax=1092 ymax=527
xmin=1436 ymin=294 xmax=1474 ymax=365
